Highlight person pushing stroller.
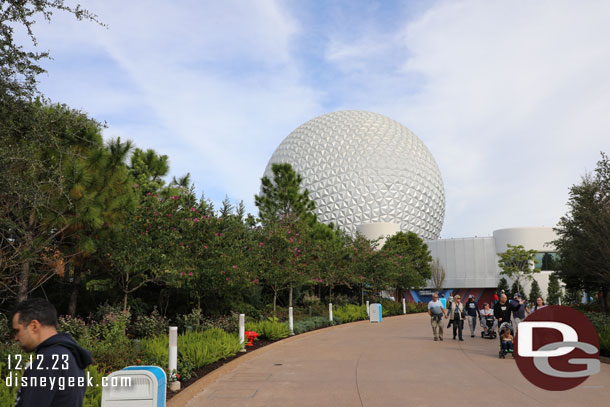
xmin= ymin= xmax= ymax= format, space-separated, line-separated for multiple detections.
xmin=494 ymin=293 xmax=515 ymax=358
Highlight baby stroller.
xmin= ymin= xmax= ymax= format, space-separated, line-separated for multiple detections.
xmin=480 ymin=315 xmax=496 ymax=339
xmin=498 ymin=322 xmax=514 ymax=359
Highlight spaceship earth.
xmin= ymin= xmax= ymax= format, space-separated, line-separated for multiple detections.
xmin=263 ymin=110 xmax=445 ymax=239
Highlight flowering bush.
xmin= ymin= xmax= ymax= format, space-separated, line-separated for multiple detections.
xmin=132 ymin=307 xmax=169 ymax=338
xmin=57 ymin=315 xmax=87 ymax=340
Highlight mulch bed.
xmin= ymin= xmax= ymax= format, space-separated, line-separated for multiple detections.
xmin=166 ymin=339 xmax=274 ymax=400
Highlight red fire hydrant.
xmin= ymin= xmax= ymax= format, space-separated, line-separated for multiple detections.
xmin=244 ymin=331 xmax=259 ymax=346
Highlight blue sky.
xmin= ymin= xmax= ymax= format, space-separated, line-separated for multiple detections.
xmin=21 ymin=0 xmax=610 ymax=238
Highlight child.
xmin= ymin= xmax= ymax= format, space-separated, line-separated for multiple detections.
xmin=501 ymin=327 xmax=513 ymax=354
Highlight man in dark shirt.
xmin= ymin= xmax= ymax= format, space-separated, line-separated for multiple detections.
xmin=11 ymin=298 xmax=93 ymax=407
xmin=493 ymin=293 xmax=512 ymax=328
xmin=465 ymin=295 xmax=480 ymax=338
xmin=510 ymin=293 xmax=529 ymax=332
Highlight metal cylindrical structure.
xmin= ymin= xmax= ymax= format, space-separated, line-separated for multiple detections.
xmin=168 ymin=326 xmax=180 ymax=391
xmin=239 ymin=314 xmax=246 ymax=352
xmin=329 ymin=303 xmax=333 ymax=322
xmin=289 ymin=307 xmax=294 ymax=335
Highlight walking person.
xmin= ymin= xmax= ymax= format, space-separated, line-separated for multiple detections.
xmin=465 ymin=295 xmax=480 ymax=338
xmin=428 ymin=292 xmax=447 ymax=341
xmin=511 ymin=293 xmax=529 ymax=332
xmin=445 ymin=294 xmax=465 ymax=341
xmin=493 ymin=293 xmax=512 ymax=331
xmin=11 ymin=298 xmax=93 ymax=407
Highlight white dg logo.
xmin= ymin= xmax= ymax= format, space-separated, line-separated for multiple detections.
xmin=518 ymin=321 xmax=600 ymax=378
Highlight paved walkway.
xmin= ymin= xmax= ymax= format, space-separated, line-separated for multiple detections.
xmin=177 ymin=313 xmax=610 ymax=407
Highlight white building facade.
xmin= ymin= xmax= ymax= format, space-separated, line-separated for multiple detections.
xmin=425 ymin=227 xmax=559 ymax=299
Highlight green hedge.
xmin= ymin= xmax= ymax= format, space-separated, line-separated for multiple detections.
xmin=293 ymin=316 xmax=336 ymax=334
xmin=584 ymin=311 xmax=610 ymax=357
xmin=140 ymin=328 xmax=242 ymax=381
xmin=334 ymin=304 xmax=368 ymax=322
xmin=245 ymin=320 xmax=291 ymax=341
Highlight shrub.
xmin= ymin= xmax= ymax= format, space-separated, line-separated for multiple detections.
xmin=83 ymin=364 xmax=105 ymax=407
xmin=330 ymin=294 xmax=352 ymax=306
xmin=584 ymin=311 xmax=610 ymax=357
xmin=0 ymin=313 xmax=10 ymax=344
xmin=140 ymin=328 xmax=242 ymax=381
xmin=380 ymin=299 xmax=402 ymax=316
xmin=598 ymin=325 xmax=610 ymax=358
xmin=334 ymin=304 xmax=367 ymax=323
xmin=175 ymin=308 xmax=204 ymax=332
xmin=201 ymin=312 xmax=239 ymax=333
xmin=89 ymin=303 xmax=124 ymax=321
xmin=302 ymin=293 xmax=320 ymax=306
xmin=293 ymin=316 xmax=334 ymax=334
xmin=132 ymin=307 xmax=169 ymax=339
xmin=57 ymin=315 xmax=87 ymax=340
xmin=82 ymin=310 xmax=138 ymax=374
xmin=245 ymin=320 xmax=290 ymax=341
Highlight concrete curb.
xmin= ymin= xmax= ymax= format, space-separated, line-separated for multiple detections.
xmin=166 ymin=313 xmax=417 ymax=407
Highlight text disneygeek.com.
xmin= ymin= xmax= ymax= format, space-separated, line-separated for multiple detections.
xmin=5 ymin=372 xmax=132 ymax=391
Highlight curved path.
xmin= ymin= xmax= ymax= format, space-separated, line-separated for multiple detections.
xmin=176 ymin=313 xmax=609 ymax=407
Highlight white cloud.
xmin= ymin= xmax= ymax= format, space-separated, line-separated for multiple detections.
xmin=320 ymin=0 xmax=610 ymax=237
xmin=33 ymin=0 xmax=323 ymax=212
xmin=28 ymin=0 xmax=610 ymax=237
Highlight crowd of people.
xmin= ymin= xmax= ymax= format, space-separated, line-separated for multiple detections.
xmin=426 ymin=291 xmax=547 ymax=347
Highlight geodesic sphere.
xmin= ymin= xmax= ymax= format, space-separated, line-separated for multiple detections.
xmin=263 ymin=110 xmax=445 ymax=239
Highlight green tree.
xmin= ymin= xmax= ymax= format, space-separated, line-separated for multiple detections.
xmin=554 ymin=152 xmax=610 ymax=312
xmin=1 ymin=0 xmax=102 ymax=98
xmin=0 ymin=103 xmax=135 ymax=307
xmin=497 ymin=277 xmax=510 ymax=296
xmin=254 ymin=163 xmax=316 ymax=225
xmin=348 ymin=234 xmax=377 ymax=305
xmin=254 ymin=163 xmax=317 ymax=307
xmin=547 ymin=273 xmax=563 ymax=305
xmin=498 ymin=244 xmax=540 ymax=297
xmin=564 ymin=285 xmax=583 ymax=305
xmin=430 ymin=258 xmax=446 ymax=292
xmin=510 ymin=280 xmax=527 ymax=300
xmin=528 ymin=280 xmax=543 ymax=304
xmin=128 ymin=148 xmax=170 ymax=195
xmin=382 ymin=231 xmax=432 ymax=301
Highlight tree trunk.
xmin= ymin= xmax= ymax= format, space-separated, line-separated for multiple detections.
xmin=17 ymin=210 xmax=36 ymax=302
xmin=329 ymin=285 xmax=333 ymax=303
xmin=123 ymin=291 xmax=129 ymax=312
xmin=361 ymin=285 xmax=364 ymax=305
xmin=68 ymin=268 xmax=82 ymax=316
xmin=289 ymin=284 xmax=293 ymax=308
xmin=18 ymin=260 xmax=31 ymax=302
xmin=273 ymin=291 xmax=277 ymax=316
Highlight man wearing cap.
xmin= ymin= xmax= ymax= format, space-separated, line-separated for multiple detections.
xmin=464 ymin=295 xmax=480 ymax=338
xmin=510 ymin=293 xmax=529 ymax=332
xmin=427 ymin=292 xmax=447 ymax=341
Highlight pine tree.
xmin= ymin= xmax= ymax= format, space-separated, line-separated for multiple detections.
xmin=529 ymin=280 xmax=543 ymax=304
xmin=547 ymin=273 xmax=562 ymax=305
xmin=255 ymin=163 xmax=316 ymax=225
xmin=497 ymin=277 xmax=510 ymax=297
xmin=511 ymin=280 xmax=527 ymax=300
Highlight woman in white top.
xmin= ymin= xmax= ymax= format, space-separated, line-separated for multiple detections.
xmin=532 ymin=297 xmax=547 ymax=312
